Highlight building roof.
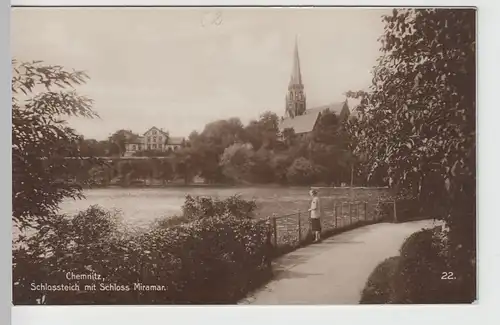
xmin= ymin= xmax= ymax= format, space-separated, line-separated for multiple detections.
xmin=306 ymin=102 xmax=346 ymax=116
xmin=127 ymin=135 xmax=144 ymax=144
xmin=278 ymin=101 xmax=348 ymax=134
xmin=279 ymin=111 xmax=320 ymax=134
xmin=168 ymin=137 xmax=184 ymax=145
xmin=143 ymin=126 xmax=169 ymax=137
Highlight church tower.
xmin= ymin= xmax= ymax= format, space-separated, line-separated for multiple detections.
xmin=285 ymin=37 xmax=306 ymax=118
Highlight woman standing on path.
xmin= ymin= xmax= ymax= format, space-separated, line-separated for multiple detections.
xmin=309 ymin=189 xmax=322 ymax=242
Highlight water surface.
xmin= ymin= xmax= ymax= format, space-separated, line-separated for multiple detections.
xmin=59 ymin=187 xmax=313 ymax=229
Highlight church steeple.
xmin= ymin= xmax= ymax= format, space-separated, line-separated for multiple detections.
xmin=285 ymin=36 xmax=306 ymax=118
xmin=289 ymin=36 xmax=302 ymax=86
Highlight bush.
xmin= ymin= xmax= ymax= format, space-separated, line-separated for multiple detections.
xmin=286 ymin=157 xmax=322 ymax=185
xmin=359 ymin=226 xmax=475 ymax=304
xmin=391 ymin=226 xmax=460 ymax=304
xmin=13 ymin=197 xmax=271 ymax=305
xmin=360 ymin=256 xmax=400 ymax=304
xmin=182 ymin=194 xmax=257 ymax=221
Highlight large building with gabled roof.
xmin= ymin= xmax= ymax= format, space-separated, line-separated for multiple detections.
xmin=123 ymin=126 xmax=184 ymax=156
xmin=279 ymin=38 xmax=351 ymax=137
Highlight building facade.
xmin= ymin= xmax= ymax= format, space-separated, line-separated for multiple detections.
xmin=124 ymin=126 xmax=184 ymax=157
xmin=279 ymin=38 xmax=351 ymax=137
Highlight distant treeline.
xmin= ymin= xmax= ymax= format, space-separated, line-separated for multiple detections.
xmin=73 ymin=111 xmax=384 ymax=187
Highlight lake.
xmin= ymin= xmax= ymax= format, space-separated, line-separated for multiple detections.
xmin=58 ymin=187 xmax=313 ymax=229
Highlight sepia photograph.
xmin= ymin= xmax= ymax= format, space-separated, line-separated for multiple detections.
xmin=11 ymin=6 xmax=476 ymax=305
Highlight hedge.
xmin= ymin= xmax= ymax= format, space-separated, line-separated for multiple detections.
xmin=13 ymin=196 xmax=272 ymax=305
xmin=359 ymin=256 xmax=400 ymax=304
xmin=360 ymin=226 xmax=475 ymax=304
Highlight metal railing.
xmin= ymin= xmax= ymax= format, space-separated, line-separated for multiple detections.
xmin=265 ymin=200 xmax=397 ymax=251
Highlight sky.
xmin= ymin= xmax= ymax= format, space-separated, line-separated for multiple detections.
xmin=11 ymin=7 xmax=389 ymax=140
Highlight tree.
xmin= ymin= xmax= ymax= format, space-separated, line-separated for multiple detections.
xmin=108 ymin=130 xmax=133 ymax=157
xmin=158 ymin=159 xmax=174 ymax=183
xmin=347 ymin=8 xmax=475 ymax=300
xmin=78 ymin=138 xmax=109 ymax=157
xmin=286 ymin=157 xmax=322 ymax=185
xmin=172 ymin=147 xmax=198 ymax=184
xmin=12 ymin=60 xmax=97 ymax=229
xmin=219 ymin=143 xmax=255 ymax=183
xmin=281 ymin=127 xmax=297 ymax=148
xmin=244 ymin=112 xmax=280 ymax=150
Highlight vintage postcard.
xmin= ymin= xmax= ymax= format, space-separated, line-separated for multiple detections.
xmin=11 ymin=6 xmax=476 ymax=305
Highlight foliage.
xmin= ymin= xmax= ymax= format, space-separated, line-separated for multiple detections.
xmin=75 ymin=107 xmax=358 ymax=187
xmin=391 ymin=227 xmax=455 ymax=303
xmin=286 ymin=157 xmax=322 ymax=185
xmin=108 ymin=130 xmax=134 ymax=157
xmin=359 ymin=256 xmax=400 ymax=304
xmin=13 ymin=199 xmax=271 ymax=304
xmin=347 ymin=8 xmax=476 ymax=301
xmin=12 ymin=60 xmax=99 ymax=229
xmin=181 ymin=194 xmax=257 ymax=221
xmin=219 ymin=143 xmax=255 ymax=182
xmin=360 ymin=226 xmax=474 ymax=304
xmin=132 ymin=150 xmax=171 ymax=157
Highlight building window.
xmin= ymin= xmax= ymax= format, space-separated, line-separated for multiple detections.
xmin=148 ymin=136 xmax=151 ymax=142
xmin=132 ymin=145 xmax=136 ymax=150
xmin=153 ymin=144 xmax=157 ymax=149
xmin=159 ymin=136 xmax=162 ymax=142
xmin=148 ymin=144 xmax=151 ymax=149
xmin=153 ymin=130 xmax=157 ymax=135
xmin=153 ymin=136 xmax=156 ymax=142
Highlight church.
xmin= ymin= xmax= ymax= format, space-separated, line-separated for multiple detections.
xmin=278 ymin=39 xmax=351 ymax=137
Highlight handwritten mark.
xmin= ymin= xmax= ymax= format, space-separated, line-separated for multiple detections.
xmin=201 ymin=11 xmax=223 ymax=27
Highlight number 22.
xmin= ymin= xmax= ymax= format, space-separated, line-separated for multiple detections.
xmin=441 ymin=272 xmax=455 ymax=280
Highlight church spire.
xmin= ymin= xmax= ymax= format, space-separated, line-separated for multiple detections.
xmin=285 ymin=35 xmax=306 ymax=118
xmin=289 ymin=35 xmax=302 ymax=86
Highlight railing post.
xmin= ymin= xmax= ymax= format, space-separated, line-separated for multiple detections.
xmin=272 ymin=215 xmax=278 ymax=247
xmin=393 ymin=201 xmax=398 ymax=223
xmin=297 ymin=210 xmax=302 ymax=245
xmin=333 ymin=202 xmax=337 ymax=228
xmin=364 ymin=201 xmax=367 ymax=221
xmin=357 ymin=201 xmax=360 ymax=222
xmin=265 ymin=217 xmax=273 ymax=267
xmin=349 ymin=202 xmax=353 ymax=226
xmin=341 ymin=202 xmax=344 ymax=228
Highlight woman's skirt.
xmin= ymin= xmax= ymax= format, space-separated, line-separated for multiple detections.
xmin=311 ymin=218 xmax=321 ymax=232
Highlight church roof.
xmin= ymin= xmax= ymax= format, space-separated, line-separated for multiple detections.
xmin=278 ymin=101 xmax=349 ymax=134
xmin=279 ymin=111 xmax=320 ymax=134
xmin=306 ymin=102 xmax=346 ymax=116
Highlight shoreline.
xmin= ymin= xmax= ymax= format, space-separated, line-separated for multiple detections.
xmin=84 ymin=183 xmax=389 ymax=190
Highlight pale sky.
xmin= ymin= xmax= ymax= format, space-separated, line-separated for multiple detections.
xmin=11 ymin=7 xmax=388 ymax=140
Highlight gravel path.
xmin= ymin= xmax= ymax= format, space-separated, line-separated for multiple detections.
xmin=240 ymin=219 xmax=442 ymax=305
